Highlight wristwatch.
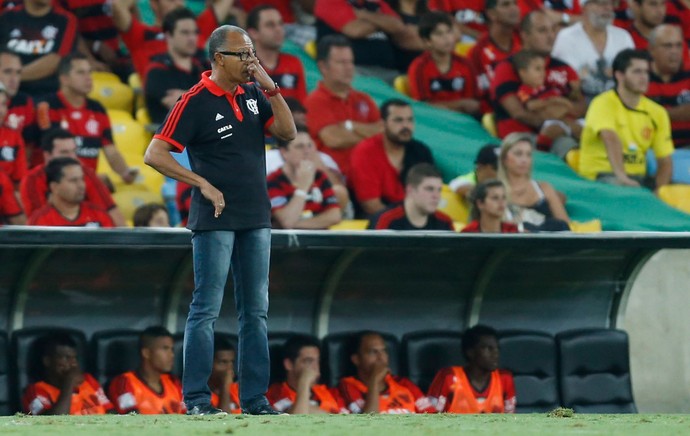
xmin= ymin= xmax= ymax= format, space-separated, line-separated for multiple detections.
xmin=344 ymin=120 xmax=354 ymax=131
xmin=264 ymin=83 xmax=281 ymax=97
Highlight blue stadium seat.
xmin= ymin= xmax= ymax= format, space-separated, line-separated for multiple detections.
xmin=401 ymin=330 xmax=464 ymax=392
xmin=0 ymin=331 xmax=11 ymax=415
xmin=556 ymin=328 xmax=637 ymax=413
xmin=10 ymin=327 xmax=87 ymax=412
xmin=90 ymin=329 xmax=141 ymax=387
xmin=321 ymin=332 xmax=399 ymax=388
xmin=499 ymin=330 xmax=560 ymax=413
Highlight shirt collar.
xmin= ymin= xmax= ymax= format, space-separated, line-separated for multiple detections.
xmin=201 ymin=70 xmax=246 ymax=97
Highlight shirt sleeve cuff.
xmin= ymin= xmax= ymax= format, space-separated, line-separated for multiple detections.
xmin=153 ymin=134 xmax=185 ymax=152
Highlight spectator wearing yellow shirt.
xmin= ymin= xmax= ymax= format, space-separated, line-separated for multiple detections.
xmin=579 ymin=48 xmax=673 ymax=191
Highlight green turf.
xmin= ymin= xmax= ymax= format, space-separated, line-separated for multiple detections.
xmin=1 ymin=413 xmax=689 ymax=435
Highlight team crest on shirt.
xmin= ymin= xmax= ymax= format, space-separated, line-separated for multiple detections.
xmin=281 ymin=74 xmax=295 ymax=89
xmin=641 ymin=127 xmax=652 ymax=141
xmin=452 ymin=78 xmax=464 ymax=91
xmin=0 ymin=146 xmax=16 ymax=161
xmin=42 ymin=25 xmax=58 ymax=40
xmin=678 ymin=90 xmax=690 ymax=105
xmin=358 ymin=101 xmax=370 ymax=117
xmin=86 ymin=119 xmax=99 ymax=136
xmin=246 ymin=99 xmax=259 ymax=115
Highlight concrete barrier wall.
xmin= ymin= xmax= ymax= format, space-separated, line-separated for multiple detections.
xmin=620 ymin=249 xmax=690 ymax=413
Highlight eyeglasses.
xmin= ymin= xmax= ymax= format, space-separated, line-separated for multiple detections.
xmin=216 ymin=49 xmax=257 ymax=61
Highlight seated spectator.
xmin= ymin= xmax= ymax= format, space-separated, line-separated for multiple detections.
xmin=133 ymin=203 xmax=170 ymax=227
xmin=145 ymin=8 xmax=207 ymax=125
xmin=407 ymin=11 xmax=480 ymax=115
xmin=498 ymin=132 xmax=570 ymax=232
xmin=28 ymin=157 xmax=115 ymax=227
xmin=0 ymin=82 xmax=27 ymax=185
xmin=491 ymin=10 xmax=584 ymax=155
xmin=0 ymin=0 xmax=78 ymax=97
xmin=647 ymin=25 xmax=690 ymax=149
xmin=112 ymin=0 xmax=238 ymax=77
xmin=208 ymin=335 xmax=240 ymax=414
xmin=0 ymin=50 xmax=40 ymax=166
xmin=449 ymin=144 xmax=499 ymax=198
xmin=20 ymin=128 xmax=124 ymax=226
xmin=512 ymin=49 xmax=576 ymax=154
xmin=0 ymin=170 xmax=25 ymax=224
xmin=580 ymin=48 xmax=673 ymax=189
xmin=350 ymin=99 xmax=435 ymax=216
xmin=22 ymin=333 xmax=113 ymax=415
xmin=385 ymin=0 xmax=428 ymax=71
xmin=108 ymin=326 xmax=185 ymax=414
xmin=461 ymin=179 xmax=519 ymax=233
xmin=665 ymin=0 xmax=690 ymax=52
xmin=427 ymin=325 xmax=516 ymax=413
xmin=305 ymin=35 xmax=383 ymax=178
xmin=623 ymin=0 xmax=666 ymax=51
xmin=247 ymin=5 xmax=308 ymax=103
xmin=314 ymin=0 xmax=422 ymax=80
xmin=467 ymin=0 xmax=522 ymax=111
xmin=614 ymin=0 xmax=633 ymax=28
xmin=369 ymin=163 xmax=454 ymax=231
xmin=428 ymin=0 xmax=487 ymax=41
xmin=38 ymin=53 xmax=136 ymax=182
xmin=267 ymin=127 xmax=342 ymax=229
xmin=338 ymin=331 xmax=436 ymax=414
xmin=267 ymin=334 xmax=347 ymax=414
xmin=552 ymin=0 xmax=634 ymax=104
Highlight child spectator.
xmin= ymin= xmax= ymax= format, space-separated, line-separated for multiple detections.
xmin=133 ymin=203 xmax=170 ymax=227
xmin=408 ymin=11 xmax=480 ymax=115
xmin=449 ymin=144 xmax=499 ymax=198
xmin=512 ymin=49 xmax=574 ymax=151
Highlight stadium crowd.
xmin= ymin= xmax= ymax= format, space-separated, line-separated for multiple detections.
xmin=1 ymin=0 xmax=690 ymax=232
xmin=21 ymin=326 xmax=515 ymax=415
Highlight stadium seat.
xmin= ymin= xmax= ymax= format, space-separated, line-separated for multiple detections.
xmin=10 ymin=327 xmax=88 ymax=411
xmin=112 ymin=189 xmax=164 ymax=222
xmin=90 ymin=330 xmax=141 ymax=387
xmin=569 ymin=219 xmax=602 ymax=233
xmin=329 ymin=220 xmax=369 ymax=231
xmin=89 ymin=79 xmax=135 ymax=113
xmin=107 ymin=109 xmax=151 ymax=156
xmin=455 ymin=42 xmax=475 ymax=57
xmin=481 ymin=112 xmax=498 ymax=137
xmin=401 ymin=330 xmax=464 ymax=392
xmin=658 ymin=185 xmax=690 ymax=215
xmin=438 ymin=184 xmax=470 ymax=223
xmin=556 ymin=328 xmax=637 ymax=413
xmin=128 ymin=72 xmax=145 ymax=112
xmin=647 ymin=149 xmax=690 ymax=184
xmin=565 ymin=148 xmax=580 ymax=173
xmin=97 ymin=150 xmax=165 ymax=195
xmin=91 ymin=71 xmax=121 ymax=84
xmin=0 ymin=331 xmax=11 ymax=415
xmin=172 ymin=332 xmax=238 ymax=378
xmin=321 ymin=332 xmax=400 ymax=388
xmin=393 ymin=75 xmax=410 ymax=97
xmin=304 ymin=40 xmax=317 ymax=59
xmin=136 ymin=107 xmax=160 ymax=133
xmin=498 ymin=330 xmax=560 ymax=413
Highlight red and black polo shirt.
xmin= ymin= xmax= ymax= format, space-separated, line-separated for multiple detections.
xmin=154 ymin=71 xmax=275 ymax=231
xmin=370 ymin=204 xmax=454 ymax=231
xmin=648 ymin=69 xmax=690 ymax=148
xmin=58 ymin=0 xmax=119 ymax=51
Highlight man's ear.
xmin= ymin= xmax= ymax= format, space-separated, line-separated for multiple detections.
xmin=283 ymin=358 xmax=294 ymax=372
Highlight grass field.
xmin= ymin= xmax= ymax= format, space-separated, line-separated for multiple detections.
xmin=1 ymin=412 xmax=689 ymax=436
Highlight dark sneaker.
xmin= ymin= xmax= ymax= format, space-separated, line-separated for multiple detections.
xmin=186 ymin=404 xmax=228 ymax=416
xmin=242 ymin=403 xmax=286 ymax=415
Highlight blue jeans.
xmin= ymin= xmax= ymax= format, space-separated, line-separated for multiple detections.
xmin=183 ymin=228 xmax=271 ymax=409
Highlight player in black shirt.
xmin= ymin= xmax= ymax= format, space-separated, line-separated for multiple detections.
xmin=144 ymin=25 xmax=295 ymax=416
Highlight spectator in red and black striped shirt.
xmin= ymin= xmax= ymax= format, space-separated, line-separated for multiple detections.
xmin=20 ymin=128 xmax=125 ymax=226
xmin=267 ymin=128 xmax=341 ymax=229
xmin=0 ymin=0 xmax=78 ymax=97
xmin=39 ymin=53 xmax=136 ymax=181
xmin=648 ymin=24 xmax=690 ymax=149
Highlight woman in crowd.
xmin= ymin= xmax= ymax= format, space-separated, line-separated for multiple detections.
xmin=462 ymin=179 xmax=518 ymax=233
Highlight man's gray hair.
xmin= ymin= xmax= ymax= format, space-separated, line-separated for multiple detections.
xmin=208 ymin=25 xmax=251 ymax=63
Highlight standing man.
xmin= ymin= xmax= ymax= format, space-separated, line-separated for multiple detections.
xmin=144 ymin=25 xmax=296 ymax=416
